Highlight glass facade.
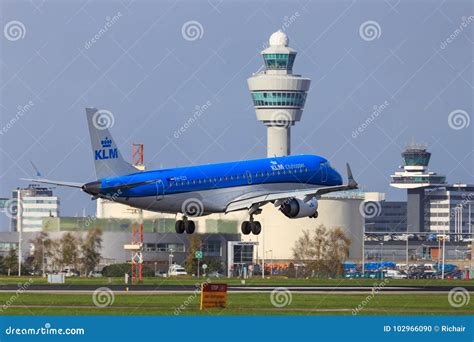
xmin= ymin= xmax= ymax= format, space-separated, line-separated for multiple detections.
xmin=251 ymin=91 xmax=306 ymax=107
xmin=402 ymin=150 xmax=431 ymax=166
xmin=263 ymin=53 xmax=295 ymax=70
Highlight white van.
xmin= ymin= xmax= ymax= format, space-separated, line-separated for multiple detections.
xmin=168 ymin=264 xmax=188 ymax=276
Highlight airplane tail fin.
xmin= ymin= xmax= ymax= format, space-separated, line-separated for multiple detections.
xmin=86 ymin=108 xmax=138 ymax=179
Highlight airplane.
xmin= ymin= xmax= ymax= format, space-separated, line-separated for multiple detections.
xmin=24 ymin=108 xmax=358 ymax=236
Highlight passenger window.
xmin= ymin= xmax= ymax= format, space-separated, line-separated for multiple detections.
xmin=213 ymin=178 xmax=217 ymax=182
xmin=219 ymin=177 xmax=222 ymax=181
xmin=230 ymin=176 xmax=233 ymax=180
xmin=192 ymin=180 xmax=196 ymax=184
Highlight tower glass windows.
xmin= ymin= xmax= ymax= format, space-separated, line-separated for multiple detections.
xmin=263 ymin=53 xmax=296 ymax=70
xmin=251 ymin=91 xmax=307 ymax=107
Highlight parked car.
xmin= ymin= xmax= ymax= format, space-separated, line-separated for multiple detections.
xmin=59 ymin=268 xmax=79 ymax=277
xmin=383 ymin=270 xmax=407 ymax=279
xmin=207 ymin=271 xmax=223 ymax=278
xmin=168 ymin=264 xmax=187 ymax=276
xmin=155 ymin=270 xmax=168 ymax=278
xmin=88 ymin=271 xmax=103 ymax=277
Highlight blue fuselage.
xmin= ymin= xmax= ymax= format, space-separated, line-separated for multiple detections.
xmin=99 ymin=154 xmax=342 ymax=199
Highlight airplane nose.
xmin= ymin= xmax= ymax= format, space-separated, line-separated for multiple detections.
xmin=82 ymin=181 xmax=101 ymax=196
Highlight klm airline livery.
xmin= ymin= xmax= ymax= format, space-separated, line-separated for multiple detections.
xmin=24 ymin=108 xmax=358 ymax=235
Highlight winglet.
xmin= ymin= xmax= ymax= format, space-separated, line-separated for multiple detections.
xmin=346 ymin=163 xmax=358 ymax=188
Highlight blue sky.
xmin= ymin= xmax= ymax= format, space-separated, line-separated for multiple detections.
xmin=0 ymin=0 xmax=472 ymax=222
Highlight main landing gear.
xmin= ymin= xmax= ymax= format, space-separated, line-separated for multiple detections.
xmin=241 ymin=216 xmax=262 ymax=235
xmin=175 ymin=217 xmax=195 ymax=234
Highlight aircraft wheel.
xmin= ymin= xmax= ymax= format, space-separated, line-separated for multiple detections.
xmin=241 ymin=221 xmax=252 ymax=235
xmin=185 ymin=220 xmax=195 ymax=234
xmin=175 ymin=220 xmax=185 ymax=234
xmin=251 ymin=221 xmax=261 ymax=235
xmin=311 ymin=211 xmax=319 ymax=219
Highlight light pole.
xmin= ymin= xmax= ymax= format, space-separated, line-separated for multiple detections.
xmin=42 ymin=239 xmax=45 ymax=277
xmin=265 ymin=250 xmax=273 ymax=276
xmin=441 ymin=234 xmax=446 ymax=280
xmin=168 ymin=248 xmax=174 ymax=275
xmin=16 ymin=191 xmax=22 ymax=277
xmin=262 ymin=231 xmax=265 ymax=279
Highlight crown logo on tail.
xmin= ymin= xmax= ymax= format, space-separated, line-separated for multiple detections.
xmin=101 ymin=137 xmax=112 ymax=148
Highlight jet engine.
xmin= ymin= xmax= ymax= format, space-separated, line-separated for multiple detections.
xmin=280 ymin=197 xmax=318 ymax=219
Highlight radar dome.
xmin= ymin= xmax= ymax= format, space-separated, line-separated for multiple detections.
xmin=269 ymin=30 xmax=288 ymax=47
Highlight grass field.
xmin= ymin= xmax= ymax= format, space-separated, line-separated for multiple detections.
xmin=1 ymin=276 xmax=473 ymax=287
xmin=0 ymin=292 xmax=472 ymax=315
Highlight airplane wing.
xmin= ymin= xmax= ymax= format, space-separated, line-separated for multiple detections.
xmin=225 ymin=163 xmax=358 ymax=213
xmin=21 ymin=178 xmax=84 ymax=188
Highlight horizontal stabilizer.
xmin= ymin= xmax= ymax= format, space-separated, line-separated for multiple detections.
xmin=21 ymin=178 xmax=83 ymax=188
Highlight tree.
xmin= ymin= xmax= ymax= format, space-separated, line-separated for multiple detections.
xmin=30 ymin=232 xmax=53 ymax=273
xmin=81 ymin=228 xmax=103 ymax=275
xmin=293 ymin=225 xmax=351 ymax=277
xmin=3 ymin=248 xmax=18 ymax=276
xmin=185 ymin=234 xmax=202 ymax=275
xmin=61 ymin=233 xmax=80 ymax=270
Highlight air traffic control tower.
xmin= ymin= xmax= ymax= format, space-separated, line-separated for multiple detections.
xmin=390 ymin=143 xmax=447 ymax=232
xmin=248 ymin=30 xmax=311 ymax=157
